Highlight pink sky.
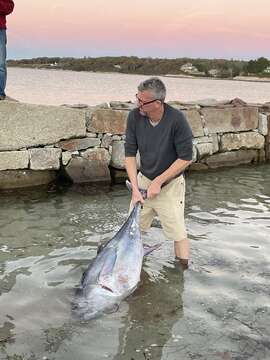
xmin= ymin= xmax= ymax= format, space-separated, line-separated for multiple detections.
xmin=7 ymin=0 xmax=270 ymax=60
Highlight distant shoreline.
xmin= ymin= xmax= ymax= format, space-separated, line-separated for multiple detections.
xmin=164 ymin=74 xmax=270 ymax=83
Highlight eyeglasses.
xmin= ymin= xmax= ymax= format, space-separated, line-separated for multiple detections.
xmin=135 ymin=94 xmax=160 ymax=106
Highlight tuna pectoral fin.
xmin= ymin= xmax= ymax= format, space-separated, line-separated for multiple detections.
xmin=143 ymin=243 xmax=162 ymax=256
xmin=99 ymin=247 xmax=117 ymax=278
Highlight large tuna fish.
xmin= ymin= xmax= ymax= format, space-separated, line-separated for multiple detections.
xmin=73 ymin=184 xmax=159 ymax=320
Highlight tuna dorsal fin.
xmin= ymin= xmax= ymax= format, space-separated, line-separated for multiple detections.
xmin=143 ymin=243 xmax=162 ymax=256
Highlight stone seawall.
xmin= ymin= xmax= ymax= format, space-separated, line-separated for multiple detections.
xmin=0 ymin=99 xmax=270 ymax=189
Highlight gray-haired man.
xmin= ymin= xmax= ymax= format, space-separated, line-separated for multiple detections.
xmin=124 ymin=77 xmax=193 ymax=269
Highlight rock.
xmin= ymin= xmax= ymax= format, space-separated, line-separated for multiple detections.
xmin=0 ymin=170 xmax=57 ymax=190
xmin=110 ymin=168 xmax=128 ymax=184
xmin=0 ymin=102 xmax=86 ymax=151
xmin=87 ymin=109 xmax=128 ymax=134
xmin=57 ymin=138 xmax=101 ymax=151
xmin=192 ymin=145 xmax=197 ymax=162
xmin=229 ymin=98 xmax=247 ymax=106
xmin=110 ymin=140 xmax=125 ymax=169
xmin=258 ymin=113 xmax=268 ymax=136
xmin=205 ymin=150 xmax=258 ymax=168
xmin=110 ymin=140 xmax=140 ymax=169
xmin=0 ymin=151 xmax=29 ymax=170
xmin=189 ymin=163 xmax=209 ymax=171
xmin=109 ymin=101 xmax=135 ymax=110
xmin=258 ymin=149 xmax=266 ymax=163
xmin=64 ymin=157 xmax=111 ymax=183
xmin=201 ymin=107 xmax=259 ymax=133
xmin=101 ymin=134 xmax=113 ymax=149
xmin=29 ymin=148 xmax=62 ymax=170
xmin=196 ymin=142 xmax=213 ymax=159
xmin=182 ymin=109 xmax=204 ymax=137
xmin=189 ymin=98 xmax=220 ymax=107
xmin=61 ymin=103 xmax=89 ymax=109
xmin=62 ymin=151 xmax=72 ymax=166
xmin=82 ymin=148 xmax=110 ymax=164
xmin=167 ymin=101 xmax=197 ymax=110
xmin=86 ymin=132 xmax=97 ymax=138
xmin=265 ymin=114 xmax=270 ymax=160
xmin=95 ymin=103 xmax=110 ymax=109
xmin=112 ymin=135 xmax=122 ymax=141
xmin=193 ymin=135 xmax=219 ymax=159
xmin=220 ymin=132 xmax=265 ymax=151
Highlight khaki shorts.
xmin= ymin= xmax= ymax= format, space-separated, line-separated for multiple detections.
xmin=134 ymin=172 xmax=187 ymax=242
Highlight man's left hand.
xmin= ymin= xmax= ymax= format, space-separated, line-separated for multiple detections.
xmin=147 ymin=179 xmax=162 ymax=199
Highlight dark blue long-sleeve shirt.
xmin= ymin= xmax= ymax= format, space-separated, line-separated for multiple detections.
xmin=125 ymin=103 xmax=193 ymax=180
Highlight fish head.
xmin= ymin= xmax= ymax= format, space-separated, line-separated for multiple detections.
xmin=72 ymin=285 xmax=120 ymax=321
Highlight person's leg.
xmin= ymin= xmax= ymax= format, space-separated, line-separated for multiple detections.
xmin=174 ymin=239 xmax=189 ymax=259
xmin=174 ymin=239 xmax=189 ymax=269
xmin=0 ymin=30 xmax=7 ymax=99
xmin=155 ymin=176 xmax=189 ymax=266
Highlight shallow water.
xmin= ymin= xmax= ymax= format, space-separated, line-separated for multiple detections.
xmin=0 ymin=165 xmax=270 ymax=360
xmin=6 ymin=67 xmax=270 ymax=106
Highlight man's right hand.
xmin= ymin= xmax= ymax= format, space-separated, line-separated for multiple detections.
xmin=132 ymin=187 xmax=145 ymax=205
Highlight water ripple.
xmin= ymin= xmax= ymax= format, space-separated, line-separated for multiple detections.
xmin=0 ymin=164 xmax=270 ymax=359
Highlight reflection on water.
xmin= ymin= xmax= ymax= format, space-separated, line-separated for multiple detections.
xmin=0 ymin=164 xmax=270 ymax=359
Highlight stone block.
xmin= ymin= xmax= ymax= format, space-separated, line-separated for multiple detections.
xmin=201 ymin=107 xmax=258 ymax=133
xmin=220 ymin=132 xmax=265 ymax=151
xmin=205 ymin=150 xmax=258 ymax=168
xmin=0 ymin=102 xmax=86 ymax=151
xmin=62 ymin=151 xmax=72 ymax=166
xmin=81 ymin=148 xmax=110 ymax=164
xmin=258 ymin=113 xmax=268 ymax=136
xmin=87 ymin=109 xmax=128 ymax=134
xmin=29 ymin=148 xmax=62 ymax=170
xmin=110 ymin=140 xmax=140 ymax=169
xmin=258 ymin=149 xmax=266 ymax=163
xmin=192 ymin=145 xmax=197 ymax=162
xmin=57 ymin=138 xmax=100 ymax=151
xmin=189 ymin=163 xmax=209 ymax=171
xmin=193 ymin=134 xmax=219 ymax=159
xmin=0 ymin=151 xmax=29 ymax=170
xmin=211 ymin=134 xmax=219 ymax=153
xmin=101 ymin=134 xmax=113 ymax=149
xmin=196 ymin=142 xmax=213 ymax=159
xmin=265 ymin=114 xmax=270 ymax=160
xmin=109 ymin=101 xmax=135 ymax=110
xmin=110 ymin=140 xmax=125 ymax=169
xmin=0 ymin=170 xmax=57 ymax=190
xmin=182 ymin=109 xmax=204 ymax=137
xmin=64 ymin=157 xmax=111 ymax=183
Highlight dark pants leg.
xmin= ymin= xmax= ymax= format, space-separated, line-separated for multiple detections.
xmin=0 ymin=30 xmax=7 ymax=98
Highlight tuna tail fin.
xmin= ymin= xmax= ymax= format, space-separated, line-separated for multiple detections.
xmin=126 ymin=180 xmax=147 ymax=200
xmin=143 ymin=243 xmax=162 ymax=256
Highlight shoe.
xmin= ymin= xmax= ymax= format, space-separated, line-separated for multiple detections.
xmin=0 ymin=95 xmax=18 ymax=102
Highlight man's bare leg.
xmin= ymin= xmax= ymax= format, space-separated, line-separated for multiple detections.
xmin=174 ymin=239 xmax=189 ymax=269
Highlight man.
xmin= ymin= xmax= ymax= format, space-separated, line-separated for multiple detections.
xmin=0 ymin=0 xmax=14 ymax=100
xmin=124 ymin=77 xmax=193 ymax=269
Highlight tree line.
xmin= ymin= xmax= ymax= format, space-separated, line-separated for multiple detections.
xmin=7 ymin=56 xmax=270 ymax=78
